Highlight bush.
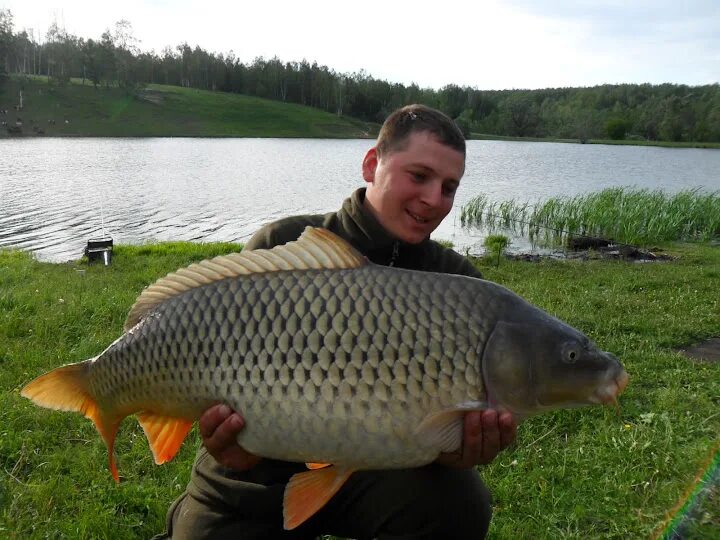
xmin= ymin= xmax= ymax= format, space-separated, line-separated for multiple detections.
xmin=483 ymin=234 xmax=510 ymax=267
xmin=606 ymin=118 xmax=631 ymax=140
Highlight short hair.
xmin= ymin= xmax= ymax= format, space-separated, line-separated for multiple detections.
xmin=375 ymin=104 xmax=466 ymax=158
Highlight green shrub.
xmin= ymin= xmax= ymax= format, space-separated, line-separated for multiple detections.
xmin=484 ymin=234 xmax=510 ymax=267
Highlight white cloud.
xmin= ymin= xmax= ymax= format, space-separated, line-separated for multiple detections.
xmin=3 ymin=0 xmax=718 ymax=89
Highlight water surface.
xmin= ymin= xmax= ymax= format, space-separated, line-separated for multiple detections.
xmin=1 ymin=138 xmax=718 ymax=261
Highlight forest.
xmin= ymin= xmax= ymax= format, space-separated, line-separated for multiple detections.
xmin=1 ymin=10 xmax=719 ymax=142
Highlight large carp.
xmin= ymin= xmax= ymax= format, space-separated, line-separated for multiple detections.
xmin=22 ymin=227 xmax=628 ymax=529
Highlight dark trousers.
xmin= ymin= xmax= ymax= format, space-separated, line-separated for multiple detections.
xmin=155 ymin=447 xmax=493 ymax=540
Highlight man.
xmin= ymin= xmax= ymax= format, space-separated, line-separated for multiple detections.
xmin=160 ymin=104 xmax=517 ymax=539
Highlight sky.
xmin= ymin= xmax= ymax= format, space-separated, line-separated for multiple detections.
xmin=3 ymin=0 xmax=719 ymax=90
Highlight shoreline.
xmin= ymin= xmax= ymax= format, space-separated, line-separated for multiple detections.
xmin=3 ymin=130 xmax=717 ymax=149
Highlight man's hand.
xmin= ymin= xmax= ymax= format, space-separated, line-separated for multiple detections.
xmin=198 ymin=404 xmax=261 ymax=471
xmin=436 ymin=410 xmax=517 ymax=468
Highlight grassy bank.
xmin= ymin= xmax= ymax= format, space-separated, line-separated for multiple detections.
xmin=470 ymin=132 xmax=720 ymax=150
xmin=0 ymin=76 xmax=375 ymax=138
xmin=1 ymin=242 xmax=719 ymax=539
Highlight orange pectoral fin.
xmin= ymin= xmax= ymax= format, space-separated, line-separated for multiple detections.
xmin=283 ymin=465 xmax=354 ymax=530
xmin=305 ymin=462 xmax=332 ymax=470
xmin=415 ymin=404 xmax=489 ymax=454
xmin=137 ymin=412 xmax=194 ymax=464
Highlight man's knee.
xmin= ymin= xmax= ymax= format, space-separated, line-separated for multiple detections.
xmin=336 ymin=465 xmax=493 ymax=539
xmin=415 ymin=466 xmax=493 ymax=537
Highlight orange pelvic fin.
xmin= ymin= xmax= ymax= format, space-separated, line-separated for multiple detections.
xmin=21 ymin=360 xmax=123 ymax=482
xmin=137 ymin=412 xmax=194 ymax=464
xmin=305 ymin=462 xmax=332 ymax=470
xmin=283 ymin=465 xmax=353 ymax=530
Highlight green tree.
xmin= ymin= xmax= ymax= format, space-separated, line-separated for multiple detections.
xmin=0 ymin=8 xmax=14 ymax=86
xmin=606 ymin=118 xmax=631 ymax=140
xmin=45 ymin=21 xmax=77 ymax=84
xmin=113 ymin=20 xmax=140 ymax=91
xmin=438 ymin=84 xmax=467 ymax=119
xmin=98 ymin=31 xmax=116 ymax=87
xmin=504 ymin=94 xmax=539 ymax=136
xmin=82 ymin=39 xmax=102 ymax=88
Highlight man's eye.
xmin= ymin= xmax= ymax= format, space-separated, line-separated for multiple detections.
xmin=412 ymin=172 xmax=426 ymax=182
xmin=443 ymin=184 xmax=458 ymax=196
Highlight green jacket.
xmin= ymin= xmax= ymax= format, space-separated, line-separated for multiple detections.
xmin=245 ymin=188 xmax=482 ymax=279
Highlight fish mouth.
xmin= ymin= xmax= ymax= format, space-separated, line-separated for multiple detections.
xmin=591 ymin=370 xmax=630 ymax=405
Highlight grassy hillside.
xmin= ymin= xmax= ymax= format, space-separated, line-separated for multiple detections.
xmin=0 ymin=76 xmax=376 ymax=138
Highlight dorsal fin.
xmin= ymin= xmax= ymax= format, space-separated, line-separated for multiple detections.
xmin=124 ymin=227 xmax=367 ymax=331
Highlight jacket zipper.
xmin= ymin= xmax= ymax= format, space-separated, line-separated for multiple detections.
xmin=388 ymin=241 xmax=399 ymax=267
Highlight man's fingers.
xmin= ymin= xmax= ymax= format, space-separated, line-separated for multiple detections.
xmin=460 ymin=412 xmax=483 ymax=466
xmin=480 ymin=409 xmax=500 ymax=460
xmin=199 ymin=404 xmax=244 ymax=446
xmin=197 ymin=405 xmax=259 ymax=470
xmin=499 ymin=411 xmax=517 ymax=449
xmin=198 ymin=404 xmax=231 ymax=439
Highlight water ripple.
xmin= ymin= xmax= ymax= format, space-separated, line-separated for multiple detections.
xmin=2 ymin=138 xmax=719 ymax=261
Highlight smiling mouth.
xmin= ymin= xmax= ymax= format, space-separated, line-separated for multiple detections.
xmin=407 ymin=210 xmax=430 ymax=224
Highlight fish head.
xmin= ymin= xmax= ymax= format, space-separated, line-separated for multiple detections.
xmin=481 ymin=316 xmax=629 ymax=417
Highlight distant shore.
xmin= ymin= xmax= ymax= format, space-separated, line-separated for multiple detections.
xmin=1 ymin=76 xmax=719 ymax=148
xmin=470 ymin=132 xmax=720 ymax=149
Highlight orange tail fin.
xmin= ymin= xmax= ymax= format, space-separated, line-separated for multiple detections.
xmin=283 ymin=465 xmax=354 ymax=530
xmin=21 ymin=361 xmax=122 ymax=482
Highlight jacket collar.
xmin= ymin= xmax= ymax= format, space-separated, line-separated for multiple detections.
xmin=337 ymin=188 xmax=431 ymax=259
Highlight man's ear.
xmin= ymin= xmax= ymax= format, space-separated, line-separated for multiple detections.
xmin=362 ymin=148 xmax=378 ymax=184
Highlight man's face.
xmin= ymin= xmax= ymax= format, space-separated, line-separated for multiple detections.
xmin=362 ymin=131 xmax=465 ymax=244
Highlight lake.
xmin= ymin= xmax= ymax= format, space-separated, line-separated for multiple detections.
xmin=1 ymin=138 xmax=719 ymax=262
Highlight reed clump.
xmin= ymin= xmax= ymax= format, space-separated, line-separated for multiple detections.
xmin=460 ymin=187 xmax=720 ymax=246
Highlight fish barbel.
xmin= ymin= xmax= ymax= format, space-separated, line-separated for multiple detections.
xmin=22 ymin=227 xmax=629 ymax=529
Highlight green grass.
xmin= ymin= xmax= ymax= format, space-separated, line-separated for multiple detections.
xmin=1 ymin=241 xmax=719 ymax=539
xmin=461 ymin=188 xmax=720 ymax=247
xmin=470 ymin=132 xmax=720 ymax=149
xmin=0 ymin=75 xmax=377 ymax=138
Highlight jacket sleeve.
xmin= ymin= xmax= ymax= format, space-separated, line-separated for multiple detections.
xmin=243 ymin=216 xmax=324 ymax=251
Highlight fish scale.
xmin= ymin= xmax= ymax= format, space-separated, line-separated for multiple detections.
xmin=98 ymin=267 xmax=476 ymax=465
xmin=22 ymin=227 xmax=628 ymax=530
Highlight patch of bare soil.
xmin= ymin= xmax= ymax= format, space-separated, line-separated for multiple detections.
xmin=678 ymin=338 xmax=720 ymax=363
xmin=506 ymin=245 xmax=676 ymax=263
xmin=136 ymin=89 xmax=165 ymax=105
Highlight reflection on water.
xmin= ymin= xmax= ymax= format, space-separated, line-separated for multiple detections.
xmin=1 ymin=138 xmax=719 ymax=262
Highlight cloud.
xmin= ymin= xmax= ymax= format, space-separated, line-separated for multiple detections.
xmin=5 ymin=0 xmax=719 ymax=89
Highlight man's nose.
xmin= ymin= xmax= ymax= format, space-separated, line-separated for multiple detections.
xmin=420 ymin=181 xmax=443 ymax=207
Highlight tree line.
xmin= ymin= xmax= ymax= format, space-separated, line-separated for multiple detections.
xmin=1 ymin=10 xmax=719 ymax=142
